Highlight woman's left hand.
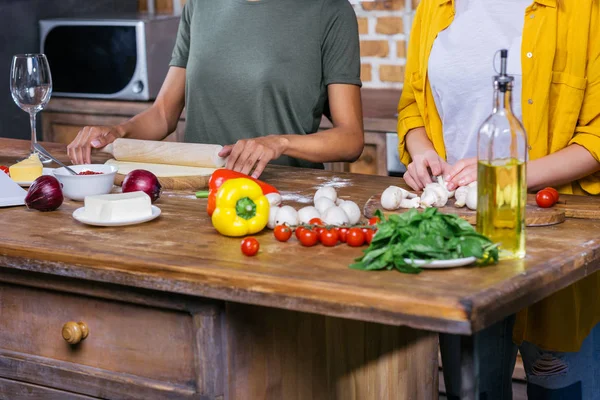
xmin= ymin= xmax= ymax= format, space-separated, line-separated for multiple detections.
xmin=445 ymin=157 xmax=477 ymax=190
xmin=219 ymin=135 xmax=289 ymax=178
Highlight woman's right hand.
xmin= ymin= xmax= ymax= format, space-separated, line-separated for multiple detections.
xmin=403 ymin=149 xmax=449 ymax=191
xmin=67 ymin=126 xmax=123 ymax=165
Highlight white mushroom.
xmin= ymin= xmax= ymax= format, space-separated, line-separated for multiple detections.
xmin=322 ymin=206 xmax=350 ymax=226
xmin=399 ymin=197 xmax=421 ymax=209
xmin=380 ymin=186 xmax=418 ymax=210
xmin=436 ymin=175 xmax=455 ymax=198
xmin=466 ymin=182 xmax=478 ymax=210
xmin=267 ymin=206 xmax=280 ymax=229
xmin=315 ymin=197 xmax=336 ymax=214
xmin=265 ymin=192 xmax=282 ymax=207
xmin=298 ymin=206 xmax=321 ymax=224
xmin=338 ymin=200 xmax=361 ymax=224
xmin=275 ymin=205 xmax=299 ymax=227
xmin=314 ymin=186 xmax=337 ymax=204
xmin=420 ymin=182 xmax=449 ymax=208
xmin=454 ymin=186 xmax=470 ymax=208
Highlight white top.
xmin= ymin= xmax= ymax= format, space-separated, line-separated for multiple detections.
xmin=428 ymin=0 xmax=530 ymax=164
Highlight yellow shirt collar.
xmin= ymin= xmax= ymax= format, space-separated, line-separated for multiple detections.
xmin=437 ymin=0 xmax=556 ymax=7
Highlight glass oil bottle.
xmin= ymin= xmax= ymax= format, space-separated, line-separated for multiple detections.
xmin=476 ymin=49 xmax=527 ymax=259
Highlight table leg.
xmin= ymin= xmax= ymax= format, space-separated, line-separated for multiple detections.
xmin=224 ymin=303 xmax=440 ymax=400
xmin=459 ymin=334 xmax=479 ymax=400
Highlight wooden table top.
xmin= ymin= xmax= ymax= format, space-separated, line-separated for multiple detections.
xmin=2 ymin=138 xmax=600 ymax=335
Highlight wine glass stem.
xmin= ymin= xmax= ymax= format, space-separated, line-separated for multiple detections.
xmin=29 ymin=111 xmax=38 ymax=154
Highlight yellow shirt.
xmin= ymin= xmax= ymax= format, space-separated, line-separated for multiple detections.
xmin=398 ymin=0 xmax=600 ymax=352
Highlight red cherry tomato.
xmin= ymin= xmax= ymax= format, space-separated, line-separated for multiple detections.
xmin=319 ymin=228 xmax=339 ymax=247
xmin=0 ymin=166 xmax=9 ymax=176
xmin=361 ymin=227 xmax=370 ymax=235
xmin=368 ymin=217 xmax=380 ymax=225
xmin=346 ymin=228 xmax=365 ymax=247
xmin=536 ymin=189 xmax=555 ymax=208
xmin=241 ymin=237 xmax=260 ymax=256
xmin=298 ymin=229 xmax=319 ymax=247
xmin=295 ymin=226 xmax=306 ymax=239
xmin=542 ymin=187 xmax=560 ymax=203
xmin=365 ymin=229 xmax=376 ymax=244
xmin=337 ymin=227 xmax=349 ymax=243
xmin=309 ymin=218 xmax=324 ymax=226
xmin=314 ymin=226 xmax=325 ymax=236
xmin=273 ymin=225 xmax=292 ymax=242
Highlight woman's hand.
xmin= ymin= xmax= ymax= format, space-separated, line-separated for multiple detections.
xmin=445 ymin=157 xmax=477 ymax=190
xmin=219 ymin=135 xmax=289 ymax=178
xmin=404 ymin=149 xmax=450 ymax=191
xmin=67 ymin=126 xmax=124 ymax=165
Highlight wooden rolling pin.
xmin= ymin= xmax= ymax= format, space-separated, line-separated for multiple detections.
xmin=99 ymin=139 xmax=227 ymax=168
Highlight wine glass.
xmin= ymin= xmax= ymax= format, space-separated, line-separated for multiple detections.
xmin=10 ymin=54 xmax=53 ymax=163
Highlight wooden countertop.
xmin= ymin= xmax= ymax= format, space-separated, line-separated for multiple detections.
xmin=45 ymin=88 xmax=401 ymax=133
xmin=2 ymin=138 xmax=600 ymax=335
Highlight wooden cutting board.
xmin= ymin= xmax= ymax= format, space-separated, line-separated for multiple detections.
xmin=363 ymin=195 xmax=566 ymax=227
xmin=106 ymin=160 xmax=215 ymax=191
xmin=529 ymin=193 xmax=600 ymax=219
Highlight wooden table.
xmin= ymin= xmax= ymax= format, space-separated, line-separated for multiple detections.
xmin=1 ymin=138 xmax=600 ymax=399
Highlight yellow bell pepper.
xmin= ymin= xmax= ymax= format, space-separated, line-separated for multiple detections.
xmin=211 ymin=178 xmax=270 ymax=237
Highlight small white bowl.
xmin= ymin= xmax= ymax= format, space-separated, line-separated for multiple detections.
xmin=52 ymin=164 xmax=117 ymax=201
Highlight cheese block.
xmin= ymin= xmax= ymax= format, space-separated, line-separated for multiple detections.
xmin=9 ymin=154 xmax=43 ymax=182
xmin=83 ymin=191 xmax=152 ymax=222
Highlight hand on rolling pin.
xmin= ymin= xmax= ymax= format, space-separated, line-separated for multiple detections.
xmin=67 ymin=126 xmax=124 ymax=165
xmin=219 ymin=135 xmax=289 ymax=178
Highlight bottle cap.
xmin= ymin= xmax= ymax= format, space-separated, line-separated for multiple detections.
xmin=494 ymin=49 xmax=514 ymax=92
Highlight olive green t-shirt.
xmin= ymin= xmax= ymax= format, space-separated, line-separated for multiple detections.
xmin=170 ymin=0 xmax=361 ymax=169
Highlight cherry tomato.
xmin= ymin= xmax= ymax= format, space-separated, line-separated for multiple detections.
xmin=365 ymin=229 xmax=376 ymax=244
xmin=361 ymin=227 xmax=370 ymax=236
xmin=241 ymin=237 xmax=259 ymax=256
xmin=346 ymin=228 xmax=365 ymax=247
xmin=309 ymin=218 xmax=324 ymax=226
xmin=273 ymin=225 xmax=292 ymax=242
xmin=536 ymin=189 xmax=555 ymax=208
xmin=0 ymin=166 xmax=8 ymax=176
xmin=368 ymin=217 xmax=380 ymax=225
xmin=298 ymin=229 xmax=319 ymax=247
xmin=337 ymin=227 xmax=349 ymax=243
xmin=295 ymin=226 xmax=307 ymax=240
xmin=542 ymin=187 xmax=560 ymax=203
xmin=314 ymin=226 xmax=325 ymax=236
xmin=319 ymin=228 xmax=339 ymax=247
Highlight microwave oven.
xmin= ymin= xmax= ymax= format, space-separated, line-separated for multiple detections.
xmin=39 ymin=14 xmax=180 ymax=101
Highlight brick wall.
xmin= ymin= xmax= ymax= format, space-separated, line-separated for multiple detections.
xmin=352 ymin=0 xmax=417 ymax=89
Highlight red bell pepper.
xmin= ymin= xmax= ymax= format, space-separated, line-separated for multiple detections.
xmin=197 ymin=169 xmax=279 ymax=216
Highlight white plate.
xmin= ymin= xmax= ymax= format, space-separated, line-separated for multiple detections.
xmin=72 ymin=206 xmax=161 ymax=227
xmin=403 ymin=256 xmax=477 ymax=269
xmin=14 ymin=168 xmax=55 ymax=187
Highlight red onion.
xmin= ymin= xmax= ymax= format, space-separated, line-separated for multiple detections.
xmin=122 ymin=169 xmax=162 ymax=203
xmin=25 ymin=175 xmax=64 ymax=211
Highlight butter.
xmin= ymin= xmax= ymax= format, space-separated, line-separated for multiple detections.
xmin=83 ymin=191 xmax=152 ymax=222
xmin=9 ymin=154 xmax=43 ymax=182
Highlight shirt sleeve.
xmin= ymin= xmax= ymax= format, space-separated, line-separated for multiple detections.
xmin=170 ymin=0 xmax=193 ymax=68
xmin=568 ymin=6 xmax=600 ymax=194
xmin=320 ymin=0 xmax=362 ymax=87
xmin=396 ymin=1 xmax=426 ymax=166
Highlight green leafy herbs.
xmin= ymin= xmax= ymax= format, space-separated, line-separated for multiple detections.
xmin=350 ymin=208 xmax=499 ymax=274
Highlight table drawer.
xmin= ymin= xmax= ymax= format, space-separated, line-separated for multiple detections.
xmin=0 ymin=377 xmax=98 ymax=400
xmin=0 ymin=281 xmax=219 ymax=399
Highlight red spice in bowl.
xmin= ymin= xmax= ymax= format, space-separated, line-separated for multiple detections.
xmin=77 ymin=170 xmax=104 ymax=175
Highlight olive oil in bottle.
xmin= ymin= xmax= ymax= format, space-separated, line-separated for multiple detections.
xmin=476 ymin=50 xmax=528 ymax=259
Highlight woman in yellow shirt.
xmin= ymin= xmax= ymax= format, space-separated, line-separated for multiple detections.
xmin=398 ymin=0 xmax=600 ymax=398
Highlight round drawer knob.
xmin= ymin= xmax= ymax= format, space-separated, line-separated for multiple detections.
xmin=62 ymin=321 xmax=89 ymax=345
